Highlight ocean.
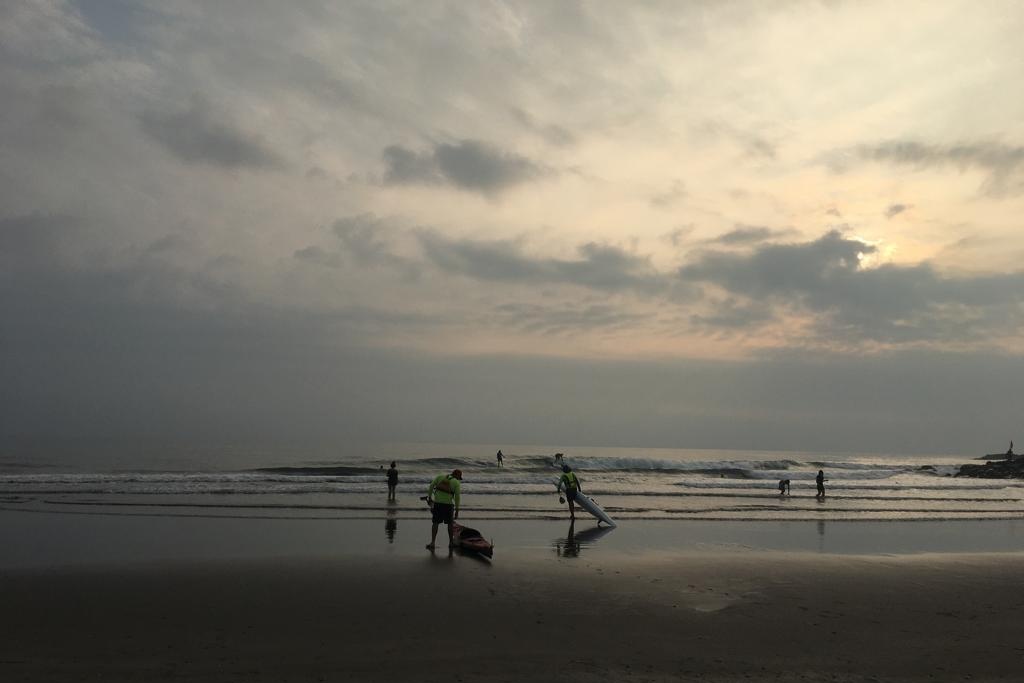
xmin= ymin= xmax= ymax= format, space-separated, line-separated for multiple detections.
xmin=2 ymin=439 xmax=1019 ymax=523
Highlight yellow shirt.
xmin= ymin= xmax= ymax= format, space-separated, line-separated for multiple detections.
xmin=429 ymin=474 xmax=461 ymax=506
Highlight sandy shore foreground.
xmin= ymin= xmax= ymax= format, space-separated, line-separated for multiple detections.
xmin=2 ymin=552 xmax=1023 ymax=682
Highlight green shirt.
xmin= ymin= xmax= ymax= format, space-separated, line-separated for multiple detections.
xmin=559 ymin=471 xmax=580 ymax=492
xmin=429 ymin=474 xmax=461 ymax=506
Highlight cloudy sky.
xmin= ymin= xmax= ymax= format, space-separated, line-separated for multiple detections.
xmin=3 ymin=0 xmax=1024 ymax=455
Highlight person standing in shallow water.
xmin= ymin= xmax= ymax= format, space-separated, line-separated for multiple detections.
xmin=496 ymin=450 xmax=503 ymax=467
xmin=816 ymin=470 xmax=827 ymax=498
xmin=386 ymin=461 xmax=398 ymax=500
xmin=426 ymin=469 xmax=462 ymax=551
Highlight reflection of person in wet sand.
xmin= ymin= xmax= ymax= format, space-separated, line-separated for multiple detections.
xmin=385 ymin=507 xmax=397 ymax=543
xmin=553 ymin=519 xmax=613 ymax=558
xmin=555 ymin=519 xmax=581 ymax=558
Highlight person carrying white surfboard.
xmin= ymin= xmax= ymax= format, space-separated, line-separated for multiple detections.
xmin=557 ymin=464 xmax=582 ymax=520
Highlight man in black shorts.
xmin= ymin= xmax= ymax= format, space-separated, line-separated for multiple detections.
xmin=426 ymin=469 xmax=462 ymax=550
xmin=558 ymin=464 xmax=581 ymax=520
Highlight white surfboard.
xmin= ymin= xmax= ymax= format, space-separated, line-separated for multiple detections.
xmin=553 ymin=457 xmax=616 ymax=526
xmin=572 ymin=490 xmax=616 ymax=527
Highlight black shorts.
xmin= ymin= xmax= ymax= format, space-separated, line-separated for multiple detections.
xmin=431 ymin=502 xmax=454 ymax=525
xmin=565 ymin=489 xmax=578 ymax=503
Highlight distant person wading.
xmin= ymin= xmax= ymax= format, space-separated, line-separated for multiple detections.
xmin=386 ymin=461 xmax=398 ymax=500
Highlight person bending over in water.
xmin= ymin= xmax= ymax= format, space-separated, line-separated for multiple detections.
xmin=386 ymin=461 xmax=398 ymax=500
xmin=815 ymin=470 xmax=828 ymax=499
xmin=778 ymin=479 xmax=791 ymax=496
xmin=558 ymin=464 xmax=582 ymax=520
xmin=426 ymin=469 xmax=462 ymax=550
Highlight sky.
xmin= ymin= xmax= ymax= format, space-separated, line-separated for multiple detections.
xmin=2 ymin=0 xmax=1023 ymax=455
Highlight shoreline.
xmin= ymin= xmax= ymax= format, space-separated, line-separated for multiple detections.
xmin=3 ymin=510 xmax=1024 ymax=570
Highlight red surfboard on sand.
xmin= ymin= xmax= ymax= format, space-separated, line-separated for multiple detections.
xmin=451 ymin=522 xmax=494 ymax=558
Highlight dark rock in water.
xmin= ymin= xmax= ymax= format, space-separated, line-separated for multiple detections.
xmin=956 ymin=458 xmax=1024 ymax=479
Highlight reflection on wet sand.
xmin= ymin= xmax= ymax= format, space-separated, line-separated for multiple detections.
xmin=385 ymin=504 xmax=397 ymax=543
xmin=453 ymin=547 xmax=493 ymax=565
xmin=553 ymin=519 xmax=615 ymax=558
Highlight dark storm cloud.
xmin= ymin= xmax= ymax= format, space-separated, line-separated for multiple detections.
xmin=828 ymin=140 xmax=1024 ymax=197
xmin=679 ymin=231 xmax=1024 ymax=342
xmin=418 ymin=232 xmax=669 ymax=295
xmin=382 ymin=139 xmax=547 ymax=195
xmin=884 ymin=203 xmax=910 ymax=218
xmin=707 ymin=225 xmax=794 ymax=245
xmin=139 ymin=100 xmax=283 ymax=169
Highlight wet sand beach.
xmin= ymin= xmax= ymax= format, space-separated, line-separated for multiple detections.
xmin=2 ymin=513 xmax=1024 ymax=682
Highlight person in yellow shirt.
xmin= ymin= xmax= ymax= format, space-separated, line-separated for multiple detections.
xmin=426 ymin=469 xmax=462 ymax=550
xmin=557 ymin=464 xmax=581 ymax=520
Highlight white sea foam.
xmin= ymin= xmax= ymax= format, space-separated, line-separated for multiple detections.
xmin=1 ymin=449 xmax=1020 ymax=522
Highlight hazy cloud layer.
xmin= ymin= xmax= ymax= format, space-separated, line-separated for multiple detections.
xmin=493 ymin=302 xmax=649 ymax=336
xmin=696 ymin=121 xmax=778 ymax=160
xmin=707 ymin=225 xmax=794 ymax=245
xmin=4 ymin=1 xmax=1024 ymax=451
xmin=650 ymin=180 xmax=687 ymax=208
xmin=382 ymin=140 xmax=547 ymax=195
xmin=509 ymin=107 xmax=576 ymax=147
xmin=829 ymin=140 xmax=1024 ymax=197
xmin=418 ymin=232 xmax=669 ymax=295
xmin=690 ymin=299 xmax=774 ymax=330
